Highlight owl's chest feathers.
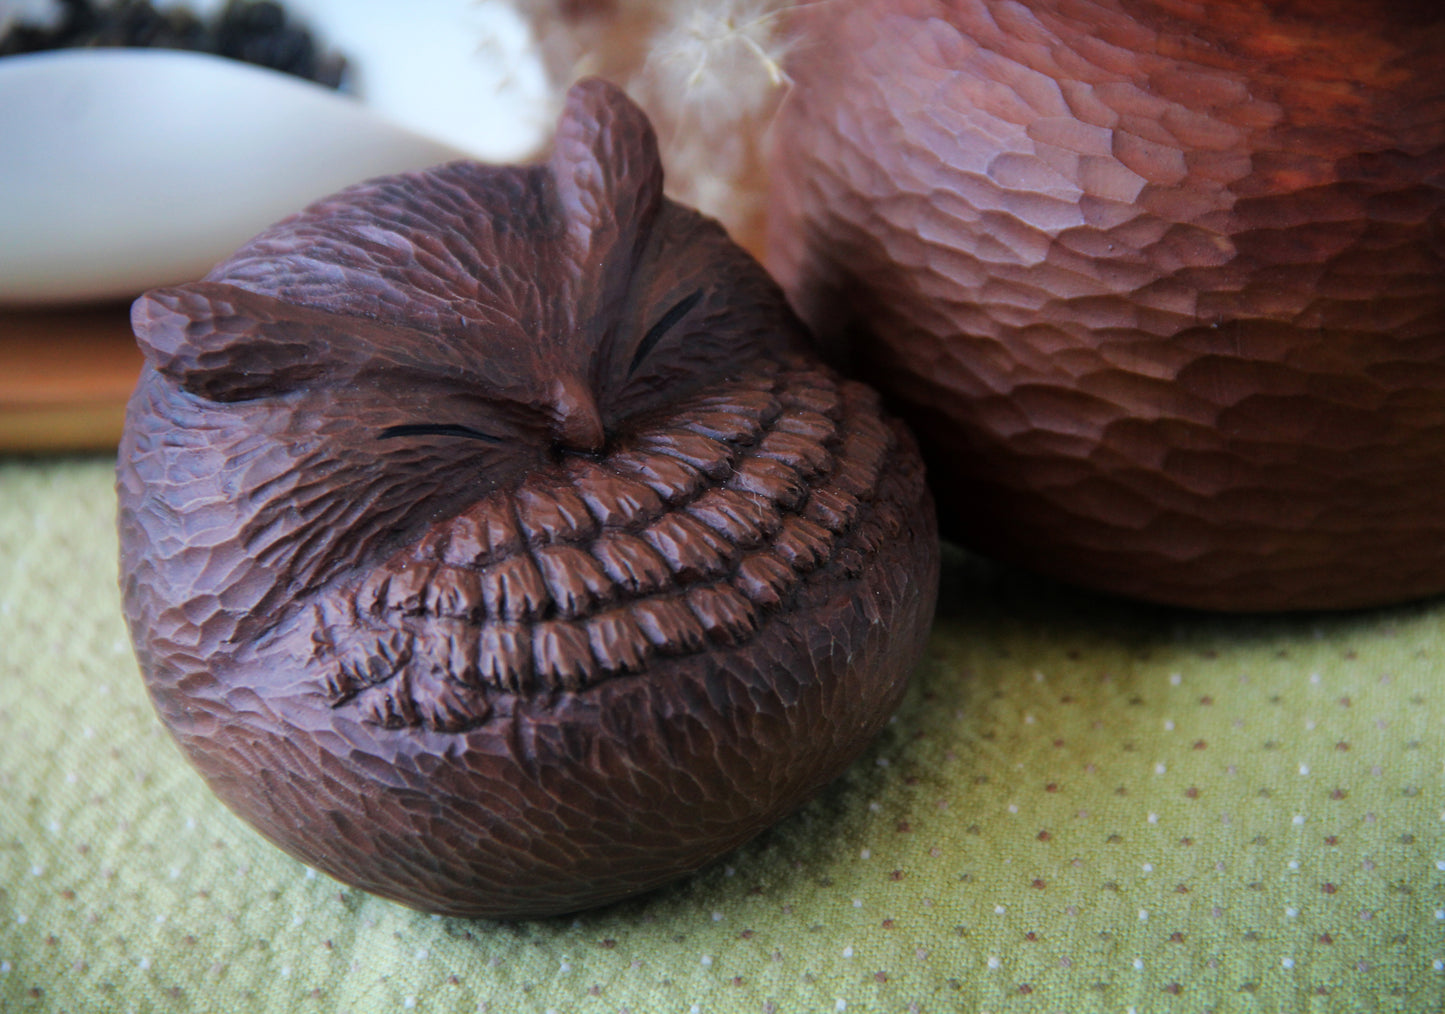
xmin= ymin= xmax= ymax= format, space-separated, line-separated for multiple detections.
xmin=281 ymin=360 xmax=907 ymax=735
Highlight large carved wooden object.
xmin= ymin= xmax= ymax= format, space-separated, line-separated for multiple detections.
xmin=117 ymin=80 xmax=938 ymax=919
xmin=768 ymin=0 xmax=1445 ymax=611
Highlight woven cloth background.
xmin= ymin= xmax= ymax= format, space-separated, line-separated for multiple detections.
xmin=1 ymin=456 xmax=1441 ymax=1013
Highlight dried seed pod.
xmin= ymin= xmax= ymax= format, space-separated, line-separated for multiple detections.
xmin=117 ymin=79 xmax=938 ymax=919
xmin=768 ymin=0 xmax=1445 ymax=611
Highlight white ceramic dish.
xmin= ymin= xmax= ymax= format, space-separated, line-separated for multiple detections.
xmin=0 ymin=0 xmax=557 ymax=308
xmin=0 ymin=49 xmax=484 ymax=305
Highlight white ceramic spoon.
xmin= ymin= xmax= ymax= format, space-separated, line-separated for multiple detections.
xmin=0 ymin=49 xmax=483 ymax=305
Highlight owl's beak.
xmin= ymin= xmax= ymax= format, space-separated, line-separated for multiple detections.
xmin=546 ymin=376 xmax=606 ymax=455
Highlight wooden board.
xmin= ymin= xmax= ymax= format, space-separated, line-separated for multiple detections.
xmin=0 ymin=303 xmax=143 ymax=453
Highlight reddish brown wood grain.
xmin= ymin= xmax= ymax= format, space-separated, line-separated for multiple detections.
xmin=768 ymin=0 xmax=1445 ymax=611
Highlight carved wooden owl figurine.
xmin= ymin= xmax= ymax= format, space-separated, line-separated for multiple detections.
xmin=117 ymin=80 xmax=938 ymax=919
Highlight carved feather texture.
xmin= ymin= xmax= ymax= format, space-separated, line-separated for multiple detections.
xmin=316 ymin=361 xmax=902 ymax=731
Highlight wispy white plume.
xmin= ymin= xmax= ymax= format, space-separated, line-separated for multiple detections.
xmin=514 ymin=0 xmax=805 ymax=254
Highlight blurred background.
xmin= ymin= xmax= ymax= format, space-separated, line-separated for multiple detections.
xmin=0 ymin=0 xmax=793 ymax=453
xmin=0 ymin=0 xmax=553 ymax=452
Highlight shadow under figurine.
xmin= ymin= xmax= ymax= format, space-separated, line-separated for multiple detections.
xmin=116 ymin=79 xmax=939 ymax=919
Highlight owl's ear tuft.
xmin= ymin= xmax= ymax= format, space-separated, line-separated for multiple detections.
xmin=551 ymin=78 xmax=665 ymax=259
xmin=132 ymin=283 xmax=336 ymax=403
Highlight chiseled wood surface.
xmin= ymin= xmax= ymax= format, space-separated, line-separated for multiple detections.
xmin=768 ymin=0 xmax=1445 ymax=611
xmin=0 ymin=302 xmax=143 ymax=452
xmin=116 ymin=81 xmax=939 ymax=919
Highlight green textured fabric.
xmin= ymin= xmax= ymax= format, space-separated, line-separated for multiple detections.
xmin=1 ymin=457 xmax=1442 ymax=1013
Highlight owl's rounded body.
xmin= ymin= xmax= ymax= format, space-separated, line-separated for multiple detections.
xmin=118 ymin=81 xmax=937 ymax=918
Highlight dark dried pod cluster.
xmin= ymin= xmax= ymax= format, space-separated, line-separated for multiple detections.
xmin=1 ymin=0 xmax=346 ymax=88
xmin=117 ymin=80 xmax=937 ymax=918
